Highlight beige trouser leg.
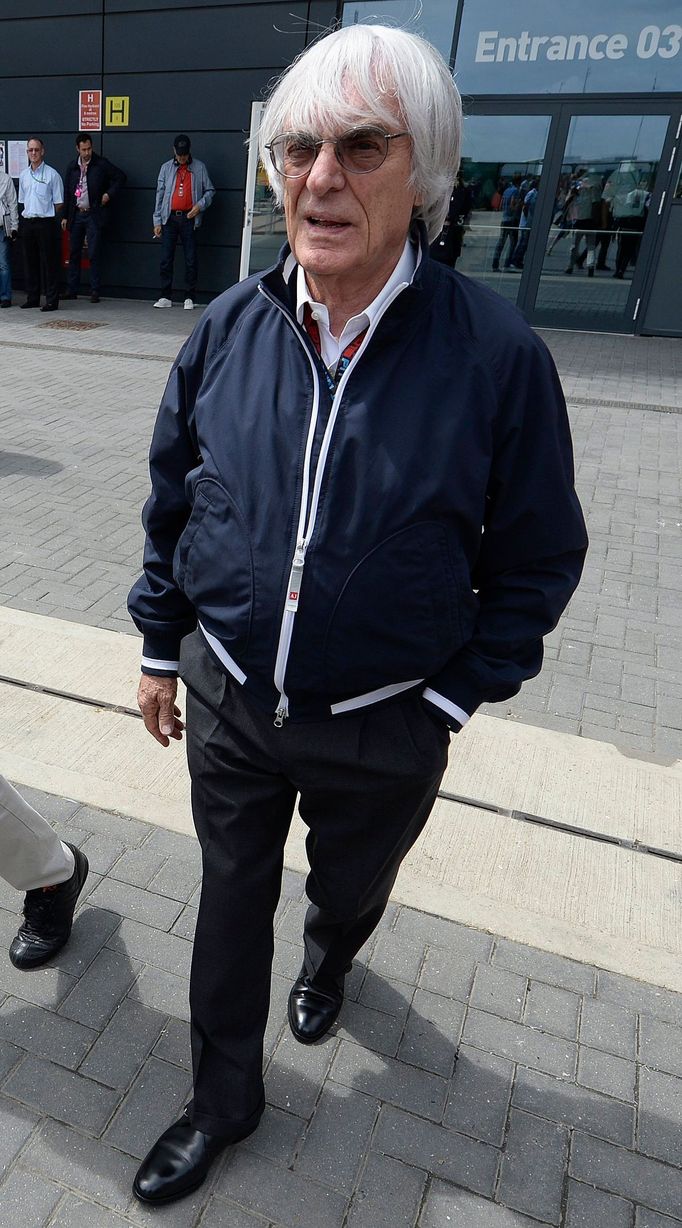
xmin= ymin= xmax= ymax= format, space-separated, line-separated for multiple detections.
xmin=0 ymin=774 xmax=74 ymax=891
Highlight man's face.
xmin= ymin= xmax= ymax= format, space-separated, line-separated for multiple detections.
xmin=175 ymin=151 xmax=190 ymax=166
xmin=282 ymin=100 xmax=418 ymax=294
xmin=27 ymin=141 xmax=44 ymax=168
xmin=77 ymin=140 xmax=93 ymax=163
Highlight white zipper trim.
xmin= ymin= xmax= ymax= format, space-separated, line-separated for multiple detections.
xmin=259 ymin=279 xmax=410 ymax=722
xmin=331 ymin=678 xmax=424 ymax=715
xmin=198 ymin=623 xmax=247 ymax=684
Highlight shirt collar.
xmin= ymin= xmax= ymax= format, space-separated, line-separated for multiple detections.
xmin=294 ymin=237 xmax=418 ymax=335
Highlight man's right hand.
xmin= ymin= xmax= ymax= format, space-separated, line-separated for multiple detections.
xmin=153 ymin=224 xmax=162 ymax=238
xmin=137 ymin=674 xmax=184 ymax=746
xmin=61 ymin=219 xmax=67 ymax=231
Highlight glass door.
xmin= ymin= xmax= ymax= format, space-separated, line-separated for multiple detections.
xmin=528 ymin=109 xmax=673 ymax=331
xmin=239 ymin=102 xmax=287 ymax=281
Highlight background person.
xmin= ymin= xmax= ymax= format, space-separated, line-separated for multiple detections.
xmin=0 ymin=163 xmax=19 ymax=307
xmin=152 ymin=134 xmax=214 ymax=310
xmin=18 ymin=137 xmax=63 ymax=312
xmin=0 ymin=774 xmax=88 ymax=969
xmin=62 ymin=131 xmax=126 ymax=303
xmin=128 ymin=24 xmax=587 ymax=1207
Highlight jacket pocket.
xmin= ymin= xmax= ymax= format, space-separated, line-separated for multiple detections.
xmin=323 ymin=522 xmax=475 ymax=694
xmin=173 ymin=478 xmax=254 ymax=652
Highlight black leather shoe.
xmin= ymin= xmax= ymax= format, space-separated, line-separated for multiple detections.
xmin=20 ymin=300 xmax=39 ymax=309
xmin=40 ymin=304 xmax=58 ymax=312
xmin=288 ymin=974 xmax=343 ymax=1044
xmin=9 ymin=844 xmax=89 ymax=969
xmin=133 ymin=1109 xmax=259 ymax=1205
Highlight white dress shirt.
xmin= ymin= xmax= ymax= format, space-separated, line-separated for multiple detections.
xmin=18 ymin=164 xmax=64 ymax=218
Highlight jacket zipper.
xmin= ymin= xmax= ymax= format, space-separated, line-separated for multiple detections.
xmin=259 ymin=281 xmax=408 ymax=726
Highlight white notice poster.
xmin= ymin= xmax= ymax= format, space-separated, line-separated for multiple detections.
xmin=8 ymin=140 xmax=26 ymax=178
xmin=0 ymin=143 xmax=6 ymax=173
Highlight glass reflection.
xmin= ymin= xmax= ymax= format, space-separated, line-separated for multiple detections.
xmin=536 ymin=113 xmax=668 ymax=323
xmin=436 ymin=114 xmax=551 ymax=304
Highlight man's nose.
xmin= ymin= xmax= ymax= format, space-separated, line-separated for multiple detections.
xmin=305 ymin=142 xmax=345 ymax=192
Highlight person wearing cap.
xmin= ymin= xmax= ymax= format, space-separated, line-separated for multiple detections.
xmin=152 ymin=135 xmax=214 ymax=310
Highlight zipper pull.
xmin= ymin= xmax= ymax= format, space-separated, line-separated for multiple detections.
xmin=285 ymin=543 xmax=306 ymax=612
xmin=274 ymin=703 xmax=288 ymax=728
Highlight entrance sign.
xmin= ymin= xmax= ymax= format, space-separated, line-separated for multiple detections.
xmin=456 ymin=0 xmax=682 ymax=93
xmin=79 ymin=89 xmax=102 ymax=131
xmin=105 ymin=96 xmax=130 ymax=127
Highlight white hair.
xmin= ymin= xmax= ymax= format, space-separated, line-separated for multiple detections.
xmin=258 ymin=24 xmax=462 ymax=240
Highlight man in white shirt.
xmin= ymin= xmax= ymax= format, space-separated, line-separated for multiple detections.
xmin=18 ymin=137 xmax=64 ymax=311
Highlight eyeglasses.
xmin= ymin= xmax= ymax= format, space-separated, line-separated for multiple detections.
xmin=266 ymin=127 xmax=411 ymax=178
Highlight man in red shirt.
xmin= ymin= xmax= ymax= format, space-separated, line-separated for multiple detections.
xmin=152 ymin=135 xmax=215 ymax=310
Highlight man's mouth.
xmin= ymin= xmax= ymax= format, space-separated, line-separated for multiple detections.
xmin=306 ymin=216 xmax=349 ymax=229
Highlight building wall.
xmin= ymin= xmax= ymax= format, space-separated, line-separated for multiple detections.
xmin=0 ymin=0 xmax=336 ymax=298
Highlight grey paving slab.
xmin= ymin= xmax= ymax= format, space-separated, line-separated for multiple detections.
xmin=58 ymin=947 xmax=142 ymax=1030
xmin=86 ymin=878 xmax=184 ymax=932
xmin=50 ymin=905 xmax=123 ymax=978
xmin=639 ymin=1016 xmax=682 ymax=1078
xmin=512 ymin=1065 xmax=634 ymax=1146
xmin=596 ymin=972 xmax=682 ymax=1027
xmin=295 ymin=1084 xmax=378 ymax=1194
xmin=265 ymin=1028 xmax=338 ymax=1119
xmin=444 ymin=1044 xmax=514 ymax=1147
xmin=49 ymin=1195 xmax=133 ymax=1227
xmin=152 ymin=1017 xmax=192 ymax=1071
xmin=216 ymin=1149 xmax=348 ymax=1228
xmin=0 ymin=1038 xmax=23 ymax=1082
xmin=564 ymin=1180 xmax=633 ymax=1228
xmin=241 ymin=1104 xmax=306 ymax=1168
xmin=2 ymin=1055 xmax=121 ymax=1135
xmin=579 ymin=996 xmax=638 ymax=1060
xmin=330 ymin=1039 xmax=448 ymax=1122
xmin=0 ymin=997 xmax=97 ymax=1070
xmin=462 ymin=1009 xmax=577 ymax=1079
xmin=523 ymin=982 xmax=581 ymax=1040
xmin=0 ymin=1166 xmax=62 ymax=1228
xmin=577 ymin=1045 xmax=637 ymax=1103
xmin=0 ymin=1094 xmax=41 ymax=1176
xmin=570 ymin=1132 xmax=682 ymax=1220
xmin=103 ymin=1055 xmax=192 ymax=1159
xmin=497 ymin=1109 xmax=569 ymax=1226
xmin=106 ymin=918 xmax=193 ymax=979
xmin=635 ymin=1211 xmax=682 ymax=1228
xmin=637 ymin=1068 xmax=682 ymax=1167
xmin=492 ymin=941 xmax=596 ymax=995
xmin=396 ymin=987 xmax=465 ymax=1077
xmin=470 ymin=965 xmax=527 ymax=1022
xmin=79 ymin=999 xmax=167 ymax=1090
xmin=345 ymin=1151 xmax=426 ymax=1228
xmin=373 ymin=1103 xmax=499 ymax=1197
xmin=419 ymin=1182 xmax=553 ymax=1227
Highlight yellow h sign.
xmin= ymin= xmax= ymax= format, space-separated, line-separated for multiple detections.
xmin=105 ymin=96 xmax=130 ymax=127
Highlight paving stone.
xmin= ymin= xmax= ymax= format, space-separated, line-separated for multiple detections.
xmin=87 ymin=878 xmax=183 ymax=931
xmin=639 ymin=1016 xmax=682 ymax=1077
xmin=635 ymin=1211 xmax=682 ymax=1227
xmin=396 ymin=987 xmax=465 ymax=1077
xmin=171 ymin=907 xmax=198 ymax=942
xmin=570 ymin=1132 xmax=682 ymax=1220
xmin=523 ymin=982 xmax=580 ymax=1040
xmin=68 ymin=805 xmax=151 ymax=846
xmin=512 ymin=1066 xmax=634 ymax=1146
xmin=3 ymin=1055 xmax=121 ymax=1135
xmin=79 ymin=999 xmax=167 ymax=1089
xmin=0 ymin=997 xmax=96 ymax=1070
xmin=280 ymin=869 xmax=306 ymax=900
xmin=330 ymin=1039 xmax=448 ymax=1122
xmin=198 ymin=1200 xmax=277 ymax=1227
xmin=265 ymin=1027 xmax=338 ymax=1118
xmin=579 ymin=996 xmax=638 ymax=1059
xmin=273 ymin=938 xmax=306 ymax=981
xmin=16 ymin=787 xmax=80 ymax=824
xmin=147 ymin=857 xmax=202 ymax=903
xmin=345 ymin=1151 xmax=425 ymax=1228
xmin=0 ymin=1093 xmax=41 ymax=1176
xmin=462 ymin=1010 xmax=577 ymax=1079
xmin=152 ymin=1017 xmax=192 ymax=1071
xmin=444 ymin=1044 xmax=514 ymax=1147
xmin=126 ymin=964 xmax=190 ymax=1022
xmin=241 ymin=1103 xmax=306 ymax=1167
xmin=140 ymin=827 xmax=202 ymax=866
xmin=58 ymin=947 xmax=142 ymax=1030
xmin=357 ymin=971 xmax=413 ymax=1021
xmin=0 ymin=1037 xmax=23 ymax=1081
xmin=373 ymin=1103 xmax=499 ymax=1197
xmin=49 ymin=1195 xmax=132 ymax=1227
xmin=419 ymin=946 xmax=478 ymax=1002
xmin=0 ymin=1166 xmax=62 ymax=1227
xmin=51 ymin=905 xmax=123 ymax=978
xmin=106 ymin=917 xmax=193 ymax=978
xmin=577 ymin=1045 xmax=636 ymax=1103
xmin=492 ymin=941 xmax=596 ymax=994
xmin=216 ymin=1148 xmax=348 ymax=1227
xmin=103 ymin=1056 xmax=192 ymax=1159
xmin=336 ymin=996 xmax=404 ymax=1058
xmin=564 ymin=1179 xmax=632 ymax=1227
xmin=80 ymin=833 xmax=128 ymax=876
xmin=0 ymin=959 xmax=77 ymax=1011
xmin=497 ymin=1109 xmax=569 ymax=1225
xmin=367 ymin=931 xmax=425 ymax=985
xmin=596 ymin=972 xmax=682 ymax=1027
xmin=108 ymin=846 xmax=167 ymax=889
xmin=470 ymin=965 xmax=527 ymax=1022
xmin=637 ymin=1067 xmax=682 ymax=1166
xmin=420 ymin=1182 xmax=553 ymax=1227
xmin=275 ymin=899 xmax=307 ymax=946
xmin=296 ymin=1084 xmax=378 ymax=1194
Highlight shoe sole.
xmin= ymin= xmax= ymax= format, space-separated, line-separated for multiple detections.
xmin=132 ymin=1118 xmax=260 ymax=1205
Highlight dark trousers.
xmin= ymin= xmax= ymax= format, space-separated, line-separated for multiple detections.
xmin=614 ymin=216 xmax=645 ymax=277
xmin=20 ymin=216 xmax=60 ymax=307
xmin=160 ymin=213 xmax=197 ymax=298
xmin=67 ymin=212 xmax=102 ymax=293
xmin=180 ymin=630 xmax=449 ymax=1135
xmin=492 ymin=222 xmax=518 ymax=270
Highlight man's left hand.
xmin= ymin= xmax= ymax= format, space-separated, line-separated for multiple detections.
xmin=101 ymin=193 xmax=110 ymax=205
xmin=187 ymin=205 xmax=200 ymax=219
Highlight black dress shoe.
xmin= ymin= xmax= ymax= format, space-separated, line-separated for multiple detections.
xmin=133 ymin=1108 xmax=260 ymax=1205
xmin=288 ymin=973 xmax=343 ymax=1044
xmin=20 ymin=300 xmax=40 ymax=309
xmin=90 ymin=292 xmax=100 ymax=303
xmin=40 ymin=304 xmax=58 ymax=312
xmin=9 ymin=844 xmax=89 ymax=969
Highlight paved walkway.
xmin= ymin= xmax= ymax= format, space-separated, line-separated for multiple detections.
xmin=1 ymin=785 xmax=681 ymax=1228
xmin=0 ymin=302 xmax=680 ymax=760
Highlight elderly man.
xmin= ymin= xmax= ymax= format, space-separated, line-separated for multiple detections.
xmin=18 ymin=137 xmax=63 ymax=312
xmin=129 ymin=24 xmax=587 ymax=1205
xmin=0 ymin=774 xmax=88 ymax=967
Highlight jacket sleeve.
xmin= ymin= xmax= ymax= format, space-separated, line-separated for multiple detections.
xmin=153 ymin=165 xmax=166 ymax=226
xmin=103 ymin=157 xmax=126 ymax=199
xmin=7 ymin=178 xmax=18 ymax=231
xmin=127 ymin=327 xmax=215 ymax=673
xmin=423 ymin=331 xmax=587 ymax=729
xmin=195 ymin=163 xmax=215 ymax=213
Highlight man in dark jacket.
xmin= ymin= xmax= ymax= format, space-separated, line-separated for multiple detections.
xmin=128 ymin=24 xmax=587 ymax=1207
xmin=62 ymin=132 xmax=126 ymax=302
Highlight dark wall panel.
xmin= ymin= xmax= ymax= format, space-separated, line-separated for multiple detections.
xmin=0 ymin=76 xmax=100 ymax=137
xmin=0 ymin=1 xmax=100 ymax=16
xmin=101 ymin=130 xmax=249 ymax=190
xmin=104 ymin=5 xmax=308 ymax=73
xmin=0 ymin=16 xmax=102 ymax=77
xmin=103 ymin=237 xmax=239 ymax=295
xmin=101 ymin=68 xmax=275 ymax=132
xmin=104 ymin=186 xmax=243 ymax=243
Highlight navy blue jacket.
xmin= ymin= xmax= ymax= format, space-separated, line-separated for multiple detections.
xmin=128 ymin=227 xmax=587 ymax=726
